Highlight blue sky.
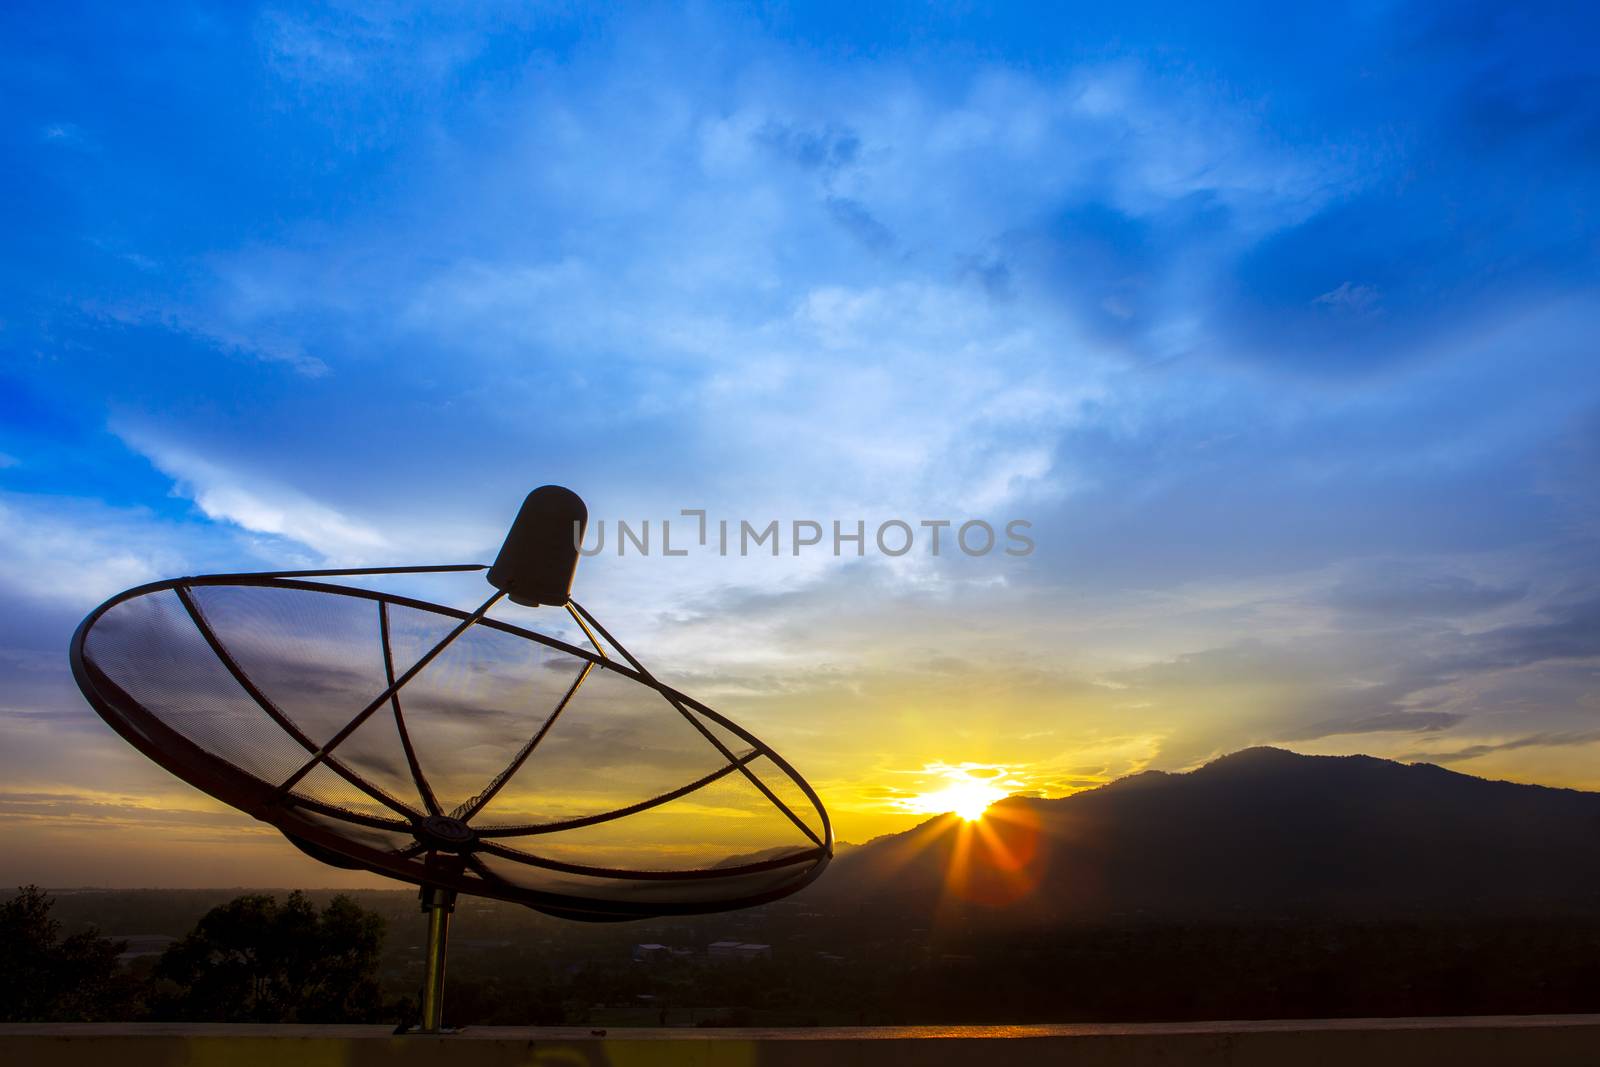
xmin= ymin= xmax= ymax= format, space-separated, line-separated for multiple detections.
xmin=3 ymin=2 xmax=1599 ymax=884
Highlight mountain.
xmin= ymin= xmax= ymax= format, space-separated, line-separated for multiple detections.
xmin=811 ymin=747 xmax=1600 ymax=923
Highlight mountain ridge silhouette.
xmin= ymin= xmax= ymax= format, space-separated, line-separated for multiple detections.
xmin=810 ymin=746 xmax=1600 ymax=923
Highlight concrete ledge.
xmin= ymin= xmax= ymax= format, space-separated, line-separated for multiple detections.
xmin=3 ymin=1016 xmax=1600 ymax=1066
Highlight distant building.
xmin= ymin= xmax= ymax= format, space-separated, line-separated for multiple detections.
xmin=707 ymin=940 xmax=772 ymax=962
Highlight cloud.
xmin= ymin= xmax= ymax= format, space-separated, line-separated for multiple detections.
xmin=0 ymin=493 xmax=195 ymax=609
xmin=89 ymin=300 xmax=329 ymax=377
xmin=120 ymin=432 xmax=388 ymax=563
xmin=1325 ymin=565 xmax=1526 ymax=619
xmin=40 ymin=121 xmax=93 ymax=150
xmin=1281 ymin=710 xmax=1466 ymax=742
xmin=825 ymin=196 xmax=894 ymax=252
xmin=1198 ymin=4 xmax=1600 ymax=375
xmin=756 ymin=120 xmax=861 ymax=173
xmin=1313 ymin=281 xmax=1380 ymax=315
xmin=0 ymin=790 xmax=257 ymax=838
xmin=1402 ymin=731 xmax=1600 ymax=766
xmin=1452 ymin=595 xmax=1600 ymax=673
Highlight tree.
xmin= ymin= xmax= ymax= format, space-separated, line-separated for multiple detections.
xmin=149 ymin=891 xmax=385 ymax=1023
xmin=0 ymin=885 xmax=131 ymax=1021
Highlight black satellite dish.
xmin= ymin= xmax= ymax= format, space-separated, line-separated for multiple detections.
xmin=69 ymin=486 xmax=832 ymax=1032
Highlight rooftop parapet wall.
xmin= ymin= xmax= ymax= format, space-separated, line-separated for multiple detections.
xmin=4 ymin=1017 xmax=1600 ymax=1067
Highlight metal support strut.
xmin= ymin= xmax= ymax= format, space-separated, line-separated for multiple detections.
xmin=418 ymin=886 xmax=457 ymax=1033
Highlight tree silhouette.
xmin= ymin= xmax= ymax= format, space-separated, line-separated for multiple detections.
xmin=0 ymin=885 xmax=130 ymax=1021
xmin=149 ymin=891 xmax=385 ymax=1023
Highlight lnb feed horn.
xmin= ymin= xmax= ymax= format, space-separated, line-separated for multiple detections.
xmin=486 ymin=485 xmax=588 ymax=607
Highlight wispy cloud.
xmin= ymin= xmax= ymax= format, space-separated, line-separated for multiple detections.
xmin=89 ymin=300 xmax=329 ymax=377
xmin=0 ymin=493 xmax=191 ymax=608
xmin=121 ymin=432 xmax=388 ymax=563
xmin=1402 ymin=731 xmax=1600 ymax=767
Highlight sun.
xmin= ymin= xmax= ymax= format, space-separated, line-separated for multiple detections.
xmin=892 ymin=762 xmax=1025 ymax=823
xmin=909 ymin=778 xmax=1009 ymax=822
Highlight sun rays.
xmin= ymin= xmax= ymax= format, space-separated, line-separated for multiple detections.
xmin=865 ymin=761 xmax=1049 ymax=909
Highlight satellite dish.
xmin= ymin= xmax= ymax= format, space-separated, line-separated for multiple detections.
xmin=69 ymin=486 xmax=832 ymax=1031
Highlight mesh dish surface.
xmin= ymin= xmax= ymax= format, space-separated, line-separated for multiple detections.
xmin=71 ymin=575 xmax=832 ymax=918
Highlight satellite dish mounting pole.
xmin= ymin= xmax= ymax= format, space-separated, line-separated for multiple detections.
xmin=418 ymin=886 xmax=457 ymax=1033
xmin=413 ymin=486 xmax=588 ymax=1035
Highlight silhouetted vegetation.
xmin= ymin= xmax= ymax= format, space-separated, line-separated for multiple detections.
xmin=0 ymin=886 xmax=135 ymax=1021
xmin=146 ymin=891 xmax=385 ymax=1023
xmin=0 ymin=886 xmax=387 ymax=1023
